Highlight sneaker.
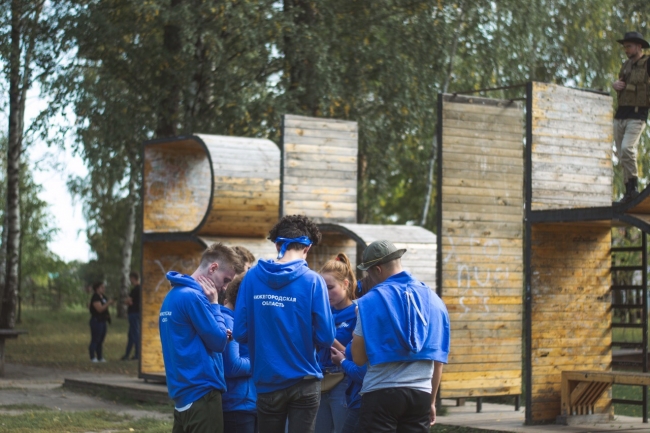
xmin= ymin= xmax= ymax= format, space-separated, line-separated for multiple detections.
xmin=98 ymin=358 xmax=107 ymax=363
xmin=91 ymin=358 xmax=98 ymax=363
xmin=121 ymin=355 xmax=129 ymax=361
xmin=130 ymin=356 xmax=138 ymax=361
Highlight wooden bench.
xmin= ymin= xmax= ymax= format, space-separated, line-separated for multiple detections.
xmin=0 ymin=329 xmax=28 ymax=377
xmin=559 ymin=370 xmax=650 ymax=425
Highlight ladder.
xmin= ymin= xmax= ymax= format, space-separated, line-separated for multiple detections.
xmin=611 ymin=228 xmax=649 ymax=423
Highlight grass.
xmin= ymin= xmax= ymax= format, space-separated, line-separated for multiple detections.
xmin=613 ymin=384 xmax=647 ymax=418
xmin=431 ymin=426 xmax=507 ymax=433
xmin=0 ymin=409 xmax=171 ymax=432
xmin=6 ymin=307 xmax=138 ymax=375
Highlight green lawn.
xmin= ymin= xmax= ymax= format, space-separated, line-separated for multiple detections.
xmin=0 ymin=409 xmax=171 ymax=433
xmin=6 ymin=307 xmax=138 ymax=375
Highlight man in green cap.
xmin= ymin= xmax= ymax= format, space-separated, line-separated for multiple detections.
xmin=613 ymin=31 xmax=650 ymax=203
xmin=351 ymin=240 xmax=450 ymax=433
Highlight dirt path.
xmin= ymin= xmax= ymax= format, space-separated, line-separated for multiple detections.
xmin=0 ymin=363 xmax=172 ymax=421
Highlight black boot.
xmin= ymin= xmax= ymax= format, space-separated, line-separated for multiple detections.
xmin=615 ymin=180 xmax=632 ymax=205
xmin=629 ymin=177 xmax=640 ymax=201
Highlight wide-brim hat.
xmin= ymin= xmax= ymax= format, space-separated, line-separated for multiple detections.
xmin=617 ymin=31 xmax=650 ymax=49
xmin=357 ymin=240 xmax=406 ymax=271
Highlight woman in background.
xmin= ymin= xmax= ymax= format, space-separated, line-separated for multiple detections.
xmin=88 ymin=282 xmax=113 ymax=362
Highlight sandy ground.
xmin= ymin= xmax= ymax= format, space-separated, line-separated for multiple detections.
xmin=0 ymin=363 xmax=172 ymax=421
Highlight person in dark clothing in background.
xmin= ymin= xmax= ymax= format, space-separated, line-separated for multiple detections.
xmin=122 ymin=271 xmax=141 ymax=361
xmin=89 ymin=281 xmax=114 ymax=362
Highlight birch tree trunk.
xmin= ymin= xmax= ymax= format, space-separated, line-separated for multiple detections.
xmin=1 ymin=0 xmax=24 ymax=330
xmin=117 ymin=160 xmax=138 ymax=318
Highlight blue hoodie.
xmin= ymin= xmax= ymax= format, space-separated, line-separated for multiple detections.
xmin=317 ymin=303 xmax=357 ymax=370
xmin=159 ymin=272 xmax=229 ymax=407
xmin=357 ymin=271 xmax=450 ymax=366
xmin=340 ymin=341 xmax=366 ymax=410
xmin=221 ymin=306 xmax=256 ymax=413
xmin=233 ymin=259 xmax=335 ymax=393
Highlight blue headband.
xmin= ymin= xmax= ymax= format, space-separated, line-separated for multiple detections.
xmin=275 ymin=236 xmax=313 ymax=259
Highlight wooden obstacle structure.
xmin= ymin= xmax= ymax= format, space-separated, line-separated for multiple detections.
xmin=141 ymin=134 xmax=281 ymax=380
xmin=140 ymin=115 xmax=440 ymax=381
xmin=437 ymin=81 xmax=650 ymax=424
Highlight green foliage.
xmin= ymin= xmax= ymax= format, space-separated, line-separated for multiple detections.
xmin=40 ymin=0 xmax=650 ymax=266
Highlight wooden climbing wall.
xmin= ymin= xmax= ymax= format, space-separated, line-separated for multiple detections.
xmin=438 ymin=94 xmax=524 ymax=398
xmin=281 ymin=115 xmax=358 ymax=222
xmin=141 ymin=239 xmax=204 ymax=377
xmin=530 ymin=83 xmax=613 ymax=210
xmin=529 ymin=223 xmax=612 ymax=422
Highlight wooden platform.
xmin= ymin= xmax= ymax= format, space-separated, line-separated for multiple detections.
xmin=438 ymin=399 xmax=648 ymax=432
xmin=63 ymin=373 xmax=170 ymax=405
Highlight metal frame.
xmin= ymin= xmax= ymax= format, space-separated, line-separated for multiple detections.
xmin=610 ymin=231 xmax=649 ymax=423
xmin=524 ymin=82 xmax=533 ymax=423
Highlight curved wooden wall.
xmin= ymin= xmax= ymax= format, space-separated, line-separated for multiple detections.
xmin=196 ymin=134 xmax=281 ymax=237
xmin=143 ymin=138 xmax=212 ymax=233
xmin=438 ymin=93 xmax=524 ymax=399
xmin=143 ymin=134 xmax=280 ymax=237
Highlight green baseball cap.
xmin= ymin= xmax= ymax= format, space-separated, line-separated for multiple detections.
xmin=357 ymin=240 xmax=406 ymax=271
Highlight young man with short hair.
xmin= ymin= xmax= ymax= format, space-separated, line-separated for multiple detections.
xmin=352 ymin=240 xmax=450 ymax=433
xmin=159 ymin=243 xmax=244 ymax=433
xmin=234 ymin=215 xmax=335 ymax=433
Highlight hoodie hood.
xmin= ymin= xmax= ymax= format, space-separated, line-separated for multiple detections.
xmin=378 ymin=277 xmax=431 ymax=353
xmin=253 ymin=259 xmax=310 ymax=290
xmin=358 ymin=271 xmax=450 ymax=366
xmin=166 ymin=271 xmax=202 ymax=292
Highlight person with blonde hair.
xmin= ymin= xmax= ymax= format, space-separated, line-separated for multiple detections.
xmin=315 ymin=253 xmax=358 ymax=433
xmin=159 ymin=242 xmax=244 ymax=433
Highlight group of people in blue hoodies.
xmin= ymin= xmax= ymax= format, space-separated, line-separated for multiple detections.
xmin=159 ymin=214 xmax=450 ymax=433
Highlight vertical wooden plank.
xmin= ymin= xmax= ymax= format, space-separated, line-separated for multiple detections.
xmin=439 ymin=94 xmax=524 ymax=398
xmin=282 ymin=115 xmax=358 ymax=223
xmin=530 ymin=83 xmax=613 ymax=210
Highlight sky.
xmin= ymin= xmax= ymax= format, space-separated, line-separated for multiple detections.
xmin=23 ymin=89 xmax=90 ymax=263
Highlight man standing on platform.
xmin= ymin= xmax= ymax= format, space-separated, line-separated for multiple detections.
xmin=159 ymin=243 xmax=244 ymax=433
xmin=352 ymin=240 xmax=450 ymax=433
xmin=613 ymin=31 xmax=650 ymax=204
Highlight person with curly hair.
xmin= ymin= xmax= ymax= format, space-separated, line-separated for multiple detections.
xmin=234 ymin=215 xmax=335 ymax=433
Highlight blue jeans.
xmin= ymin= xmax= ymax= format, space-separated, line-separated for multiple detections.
xmin=124 ymin=313 xmax=140 ymax=358
xmin=340 ymin=408 xmax=359 ymax=433
xmin=257 ymin=378 xmax=321 ymax=433
xmin=224 ymin=411 xmax=257 ymax=433
xmin=315 ymin=379 xmax=348 ymax=433
xmin=89 ymin=317 xmax=107 ymax=360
